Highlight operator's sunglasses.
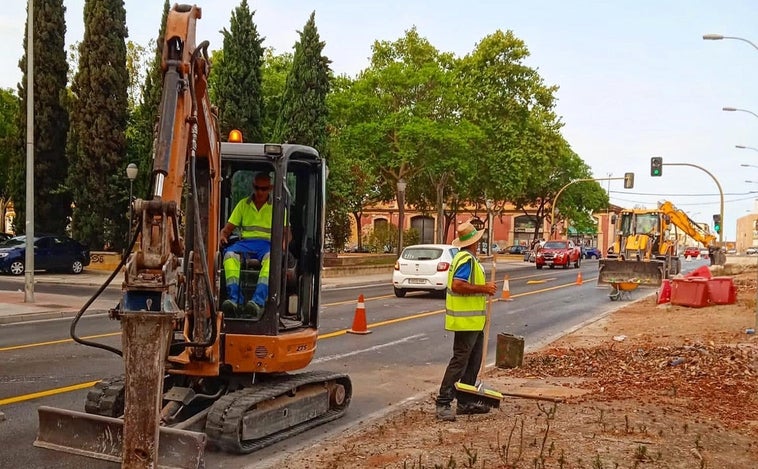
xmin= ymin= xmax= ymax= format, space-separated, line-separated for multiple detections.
xmin=254 ymin=185 xmax=271 ymax=191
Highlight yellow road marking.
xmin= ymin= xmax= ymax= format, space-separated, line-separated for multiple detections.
xmin=0 ymin=381 xmax=99 ymax=406
xmin=0 ymin=332 xmax=121 ymax=352
xmin=0 ymin=276 xmax=596 ymax=405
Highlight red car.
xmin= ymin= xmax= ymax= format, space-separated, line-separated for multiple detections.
xmin=536 ymin=240 xmax=581 ymax=269
xmin=683 ymin=246 xmax=700 ymax=259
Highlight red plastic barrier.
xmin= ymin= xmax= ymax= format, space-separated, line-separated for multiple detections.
xmin=707 ymin=277 xmax=736 ymax=305
xmin=657 ymin=279 xmax=672 ymax=304
xmin=685 ymin=265 xmax=712 ymax=280
xmin=671 ymin=277 xmax=709 ymax=308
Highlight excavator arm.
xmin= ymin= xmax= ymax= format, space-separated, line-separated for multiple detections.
xmin=657 ymin=201 xmax=716 ymax=248
xmin=36 ymin=5 xmax=220 ymax=467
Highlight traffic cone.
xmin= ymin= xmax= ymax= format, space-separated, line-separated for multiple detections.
xmin=347 ymin=294 xmax=372 ymax=334
xmin=576 ymin=271 xmax=583 ymax=285
xmin=501 ymin=275 xmax=512 ymax=301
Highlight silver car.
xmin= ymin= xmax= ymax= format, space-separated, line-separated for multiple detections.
xmin=392 ymin=244 xmax=459 ymax=297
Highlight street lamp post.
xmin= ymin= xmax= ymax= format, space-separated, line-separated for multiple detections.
xmin=737 ymin=145 xmax=758 ymax=153
xmin=723 ymin=107 xmax=758 ymax=119
xmin=485 ymin=198 xmax=494 ymax=255
xmin=126 ymin=163 xmax=139 ymax=252
xmin=703 ymin=34 xmax=758 ymax=51
xmin=396 ymin=179 xmax=406 ymax=256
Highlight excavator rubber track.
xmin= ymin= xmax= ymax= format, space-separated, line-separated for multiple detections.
xmin=84 ymin=375 xmax=125 ymax=417
xmin=205 ymin=370 xmax=351 ymax=453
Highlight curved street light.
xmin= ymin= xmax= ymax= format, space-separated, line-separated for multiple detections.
xmin=723 ymin=107 xmax=758 ymax=119
xmin=703 ymin=34 xmax=758 ymax=51
xmin=737 ymin=145 xmax=758 ymax=153
xmin=741 ymin=164 xmax=758 ymax=169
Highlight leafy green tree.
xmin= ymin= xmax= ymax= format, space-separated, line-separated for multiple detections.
xmin=67 ymin=0 xmax=129 ymax=250
xmin=0 ymin=88 xmax=19 ymax=231
xmin=261 ymin=49 xmax=293 ymax=141
xmin=325 ymin=75 xmax=386 ymax=250
xmin=331 ymin=29 xmax=477 ymax=244
xmin=9 ymin=0 xmax=70 ymax=235
xmin=214 ymin=0 xmax=264 ymax=142
xmin=274 ymin=11 xmax=331 ymax=151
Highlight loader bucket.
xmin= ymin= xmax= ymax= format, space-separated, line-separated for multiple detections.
xmin=35 ymin=406 xmax=206 ymax=469
xmin=597 ymin=259 xmax=665 ymax=287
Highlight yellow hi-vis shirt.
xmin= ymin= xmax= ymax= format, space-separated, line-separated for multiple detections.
xmin=228 ymin=199 xmax=272 ymax=240
xmin=444 ymin=251 xmax=486 ymax=331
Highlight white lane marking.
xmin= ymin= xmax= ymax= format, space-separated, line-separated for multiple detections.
xmin=312 ymin=333 xmax=426 ymax=364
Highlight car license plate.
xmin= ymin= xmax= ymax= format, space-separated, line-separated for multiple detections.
xmin=545 ymin=261 xmax=553 ymax=265
xmin=408 ymin=278 xmax=426 ymax=285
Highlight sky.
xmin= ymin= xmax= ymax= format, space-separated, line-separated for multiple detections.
xmin=1 ymin=0 xmax=757 ymax=240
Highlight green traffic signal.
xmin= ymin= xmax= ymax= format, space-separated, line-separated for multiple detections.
xmin=650 ymin=157 xmax=663 ymax=177
xmin=713 ymin=214 xmax=721 ymax=234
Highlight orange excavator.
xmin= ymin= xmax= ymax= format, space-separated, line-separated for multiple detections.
xmin=34 ymin=5 xmax=350 ymax=467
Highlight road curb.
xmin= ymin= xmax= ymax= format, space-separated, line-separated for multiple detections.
xmin=0 ymin=309 xmax=108 ymax=325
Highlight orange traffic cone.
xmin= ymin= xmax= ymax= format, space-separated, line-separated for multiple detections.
xmin=501 ymin=275 xmax=512 ymax=301
xmin=347 ymin=294 xmax=372 ymax=334
xmin=576 ymin=271 xmax=583 ymax=285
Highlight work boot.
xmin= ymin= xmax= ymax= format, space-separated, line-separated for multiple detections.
xmin=457 ymin=401 xmax=491 ymax=415
xmin=221 ymin=300 xmax=238 ymax=317
xmin=243 ymin=301 xmax=264 ymax=321
xmin=435 ymin=405 xmax=456 ymax=422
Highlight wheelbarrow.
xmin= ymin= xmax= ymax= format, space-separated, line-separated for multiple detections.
xmin=608 ymin=281 xmax=640 ymax=301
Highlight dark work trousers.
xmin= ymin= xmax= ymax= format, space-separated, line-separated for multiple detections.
xmin=436 ymin=330 xmax=484 ymax=407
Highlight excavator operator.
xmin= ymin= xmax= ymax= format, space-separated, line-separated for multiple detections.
xmin=219 ymin=172 xmax=274 ymax=320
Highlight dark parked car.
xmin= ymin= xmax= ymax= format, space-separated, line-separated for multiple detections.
xmin=505 ymin=245 xmax=528 ymax=255
xmin=0 ymin=235 xmax=90 ymax=276
xmin=581 ymin=246 xmax=602 ymax=259
xmin=0 ymin=232 xmax=12 ymax=243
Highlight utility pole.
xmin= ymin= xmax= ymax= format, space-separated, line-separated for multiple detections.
xmin=24 ymin=0 xmax=35 ymax=303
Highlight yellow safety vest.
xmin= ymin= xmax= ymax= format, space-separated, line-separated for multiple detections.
xmin=444 ymin=251 xmax=486 ymax=331
xmin=228 ymin=199 xmax=272 ymax=240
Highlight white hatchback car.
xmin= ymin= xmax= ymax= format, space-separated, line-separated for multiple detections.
xmin=392 ymin=244 xmax=459 ymax=297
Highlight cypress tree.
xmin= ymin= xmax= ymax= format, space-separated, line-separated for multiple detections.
xmin=274 ymin=11 xmax=331 ymax=151
xmin=9 ymin=0 xmax=70 ymax=235
xmin=214 ymin=0 xmax=264 ymax=142
xmin=67 ymin=0 xmax=129 ymax=250
xmin=0 ymin=89 xmax=19 ymax=232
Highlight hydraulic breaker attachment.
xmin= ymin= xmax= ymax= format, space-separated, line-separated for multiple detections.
xmin=35 ymin=406 xmax=206 ymax=469
xmin=598 ymin=258 xmax=665 ymax=287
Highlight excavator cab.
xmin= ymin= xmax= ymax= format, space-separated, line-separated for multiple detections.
xmin=218 ymin=142 xmax=326 ymax=336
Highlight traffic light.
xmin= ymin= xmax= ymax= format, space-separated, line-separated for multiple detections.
xmin=650 ymin=157 xmax=663 ymax=177
xmin=623 ymin=172 xmax=634 ymax=189
xmin=713 ymin=214 xmax=721 ymax=234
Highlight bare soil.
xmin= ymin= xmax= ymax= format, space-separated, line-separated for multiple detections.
xmin=281 ymin=265 xmax=758 ymax=469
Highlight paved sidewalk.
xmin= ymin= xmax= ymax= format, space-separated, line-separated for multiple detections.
xmin=0 ymin=258 xmax=528 ymax=325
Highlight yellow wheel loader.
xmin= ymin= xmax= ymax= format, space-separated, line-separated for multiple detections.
xmin=598 ymin=201 xmax=718 ymax=288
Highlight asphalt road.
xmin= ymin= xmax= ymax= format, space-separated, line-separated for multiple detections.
xmin=0 ymin=258 xmax=710 ymax=468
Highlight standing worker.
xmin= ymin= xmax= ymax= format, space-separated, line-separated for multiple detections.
xmin=436 ymin=220 xmax=497 ymax=421
xmin=219 ymin=173 xmax=274 ymax=319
